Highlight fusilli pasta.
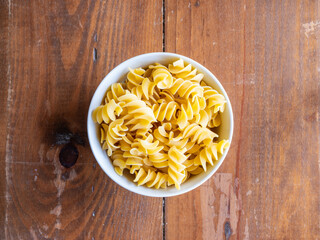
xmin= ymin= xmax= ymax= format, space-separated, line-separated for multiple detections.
xmin=92 ymin=58 xmax=230 ymax=189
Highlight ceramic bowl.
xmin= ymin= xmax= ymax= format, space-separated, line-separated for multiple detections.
xmin=87 ymin=52 xmax=234 ymax=197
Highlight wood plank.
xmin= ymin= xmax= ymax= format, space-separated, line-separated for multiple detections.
xmin=0 ymin=0 xmax=9 ymax=237
xmin=165 ymin=0 xmax=320 ymax=239
xmin=4 ymin=0 xmax=163 ymax=239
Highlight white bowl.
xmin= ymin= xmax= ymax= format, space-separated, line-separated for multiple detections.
xmin=87 ymin=52 xmax=234 ymax=197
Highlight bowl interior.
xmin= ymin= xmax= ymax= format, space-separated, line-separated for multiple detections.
xmin=87 ymin=52 xmax=233 ymax=197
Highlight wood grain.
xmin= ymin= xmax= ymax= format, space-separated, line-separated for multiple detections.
xmin=2 ymin=0 xmax=163 ymax=239
xmin=2 ymin=0 xmax=320 ymax=239
xmin=0 ymin=0 xmax=9 ymax=238
xmin=165 ymin=0 xmax=320 ymax=239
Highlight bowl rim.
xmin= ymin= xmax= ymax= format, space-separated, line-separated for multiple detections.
xmin=87 ymin=52 xmax=234 ymax=197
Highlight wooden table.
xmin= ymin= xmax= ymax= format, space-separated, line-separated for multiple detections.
xmin=1 ymin=1 xmax=319 ymax=239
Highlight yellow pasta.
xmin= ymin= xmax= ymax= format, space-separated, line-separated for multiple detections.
xmin=167 ymin=146 xmax=187 ymax=189
xmin=104 ymin=83 xmax=126 ymax=103
xmin=130 ymin=77 xmax=157 ymax=101
xmin=126 ymin=68 xmax=145 ymax=90
xmin=152 ymin=68 xmax=174 ymax=89
xmin=193 ymin=140 xmax=230 ymax=171
xmin=134 ymin=168 xmax=168 ymax=189
xmin=202 ymin=82 xmax=226 ymax=113
xmin=152 ymin=100 xmax=179 ymax=122
xmin=92 ymin=58 xmax=230 ymax=189
xmin=169 ymin=59 xmax=204 ymax=82
xmin=167 ymin=77 xmax=203 ymax=100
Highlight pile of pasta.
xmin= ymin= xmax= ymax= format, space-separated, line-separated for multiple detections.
xmin=92 ymin=59 xmax=230 ymax=189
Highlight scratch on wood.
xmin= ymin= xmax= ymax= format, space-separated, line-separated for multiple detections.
xmin=200 ymin=184 xmax=216 ymax=237
xmin=50 ymin=204 xmax=62 ymax=216
xmin=52 ymin=149 xmax=64 ymax=230
xmin=244 ymin=218 xmax=249 ymax=240
xmin=5 ymin=18 xmax=13 ymax=236
xmin=8 ymin=0 xmax=11 ymax=16
xmin=69 ymin=168 xmax=77 ymax=180
xmin=38 ymin=225 xmax=49 ymax=238
xmin=78 ymin=15 xmax=83 ymax=29
xmin=5 ymin=134 xmax=12 ymax=238
xmin=29 ymin=227 xmax=38 ymax=240
xmin=54 ymin=221 xmax=62 ymax=230
xmin=230 ymin=180 xmax=241 ymax=236
xmin=253 ymin=208 xmax=258 ymax=226
xmin=214 ymin=173 xmax=232 ymax=196
xmin=38 ymin=144 xmax=45 ymax=163
xmin=54 ymin=156 xmax=66 ymax=197
xmin=43 ymin=224 xmax=48 ymax=231
xmin=246 ymin=190 xmax=252 ymax=196
xmin=215 ymin=174 xmax=231 ymax=238
xmin=302 ymin=20 xmax=320 ymax=37
xmin=214 ymin=173 xmax=241 ymax=239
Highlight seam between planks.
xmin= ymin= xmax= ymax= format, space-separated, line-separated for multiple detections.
xmin=236 ymin=1 xmax=246 ymax=240
xmin=162 ymin=0 xmax=165 ymax=53
xmin=162 ymin=1 xmax=166 ymax=240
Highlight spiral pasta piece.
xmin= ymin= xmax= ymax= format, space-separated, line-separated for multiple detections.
xmin=168 ymin=146 xmax=188 ymax=189
xmin=159 ymin=91 xmax=175 ymax=102
xmin=193 ymin=109 xmax=211 ymax=128
xmin=152 ymin=100 xmax=179 ymax=122
xmin=152 ymin=68 xmax=174 ymax=89
xmin=123 ymin=150 xmax=144 ymax=168
xmin=153 ymin=123 xmax=172 ymax=145
xmin=127 ymin=67 xmax=145 ymax=90
xmin=203 ymin=85 xmax=226 ymax=113
xmin=101 ymin=119 xmax=128 ymax=156
xmin=169 ymin=58 xmax=204 ymax=82
xmin=105 ymin=83 xmax=126 ymax=103
xmin=118 ymin=93 xmax=156 ymax=131
xmin=187 ymin=164 xmax=204 ymax=175
xmin=168 ymin=78 xmax=203 ymax=100
xmin=208 ymin=111 xmax=221 ymax=128
xmin=181 ymin=123 xmax=218 ymax=145
xmin=134 ymin=168 xmax=168 ymax=189
xmin=176 ymin=97 xmax=206 ymax=129
xmin=149 ymin=63 xmax=168 ymax=70
xmin=130 ymin=77 xmax=157 ymax=101
xmin=194 ymin=140 xmax=230 ymax=171
xmin=133 ymin=134 xmax=164 ymax=155
xmin=92 ymin=99 xmax=123 ymax=124
xmin=111 ymin=150 xmax=127 ymax=176
xmin=149 ymin=151 xmax=168 ymax=168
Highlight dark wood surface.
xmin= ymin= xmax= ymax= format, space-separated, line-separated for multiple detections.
xmin=1 ymin=1 xmax=163 ymax=239
xmin=1 ymin=0 xmax=319 ymax=239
